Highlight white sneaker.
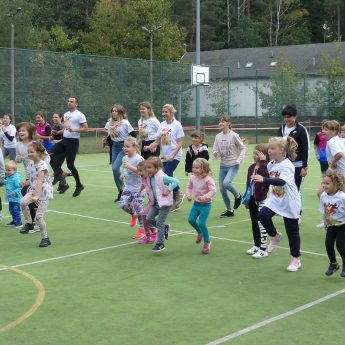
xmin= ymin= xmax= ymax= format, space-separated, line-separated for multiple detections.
xmin=316 ymin=222 xmax=325 ymax=228
xmin=267 ymin=232 xmax=283 ymax=253
xmin=246 ymin=246 xmax=259 ymax=255
xmin=286 ymin=257 xmax=301 ymax=272
xmin=252 ymin=249 xmax=268 ymax=259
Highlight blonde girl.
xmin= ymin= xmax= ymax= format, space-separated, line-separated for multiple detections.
xmin=137 ymin=161 xmax=157 ymax=244
xmin=252 ymin=137 xmax=302 ymax=272
xmin=138 ymin=101 xmax=160 ymax=159
xmin=105 ymin=104 xmax=136 ymax=202
xmin=145 ymin=157 xmax=179 ymax=252
xmin=322 ymin=120 xmax=345 ymax=176
xmin=320 ymin=169 xmax=345 ymax=277
xmin=186 ymin=158 xmax=216 ymax=254
xmin=118 ymin=137 xmax=145 ymax=239
xmin=20 ymin=142 xmax=53 ymax=247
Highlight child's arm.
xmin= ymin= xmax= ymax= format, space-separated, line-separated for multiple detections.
xmin=186 ymin=176 xmax=193 ymax=201
xmin=167 ymin=137 xmax=184 ymax=162
xmin=252 ymin=174 xmax=286 ymax=186
xmin=31 ymin=170 xmax=45 ymax=202
xmin=330 ymin=152 xmax=344 ymax=169
xmin=162 ymin=175 xmax=179 ymax=194
xmin=123 ymin=161 xmax=138 ymax=173
xmin=235 ymin=135 xmax=246 ymax=164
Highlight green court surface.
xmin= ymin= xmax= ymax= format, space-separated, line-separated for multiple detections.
xmin=0 ymin=147 xmax=344 ymax=345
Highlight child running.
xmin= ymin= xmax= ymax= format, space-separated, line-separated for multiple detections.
xmin=320 ymin=169 xmax=345 ymax=277
xmin=244 ymin=144 xmax=269 ymax=259
xmin=136 ymin=161 xmax=157 ymax=244
xmin=146 ymin=157 xmax=179 ymax=252
xmin=185 ymin=130 xmax=209 ymax=176
xmin=323 ymin=120 xmax=345 ymax=176
xmin=3 ymin=161 xmax=22 ymax=227
xmin=213 ymin=116 xmax=246 ymax=217
xmin=20 ymin=142 xmax=53 ymax=247
xmin=186 ymin=158 xmax=216 ymax=254
xmin=118 ymin=137 xmax=145 ymax=239
xmin=252 ymin=137 xmax=302 ymax=272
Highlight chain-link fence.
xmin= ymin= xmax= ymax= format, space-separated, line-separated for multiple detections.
xmin=0 ymin=46 xmax=344 ymax=150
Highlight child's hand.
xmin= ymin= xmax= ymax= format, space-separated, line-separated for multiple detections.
xmin=187 ymin=195 xmax=192 ymax=202
xmin=15 ymin=155 xmax=22 ymax=163
xmin=31 ymin=196 xmax=39 ymax=203
xmin=251 ymin=174 xmax=263 ymax=183
xmin=123 ymin=161 xmax=129 ymax=168
xmin=213 ymin=150 xmax=220 ymax=158
xmin=19 ymin=182 xmax=26 ymax=187
xmin=162 ymin=189 xmax=170 ymax=197
xmin=257 ymin=151 xmax=266 ymax=161
xmin=235 ymin=160 xmax=240 ymax=166
xmin=120 ymin=175 xmax=124 ymax=181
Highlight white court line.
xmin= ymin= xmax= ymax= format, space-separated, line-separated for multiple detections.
xmin=205 ymin=288 xmax=345 ymax=345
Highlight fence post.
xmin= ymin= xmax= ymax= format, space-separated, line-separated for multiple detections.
xmin=227 ymin=66 xmax=230 ymax=115
xmin=255 ymin=69 xmax=258 ymax=144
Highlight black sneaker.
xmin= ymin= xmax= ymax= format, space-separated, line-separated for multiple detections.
xmin=59 ymin=183 xmax=70 ymax=194
xmin=114 ymin=189 xmax=123 ymax=202
xmin=52 ymin=175 xmax=60 ymax=185
xmin=325 ymin=263 xmax=340 ymax=276
xmin=73 ymin=184 xmax=85 ymax=197
xmin=341 ymin=265 xmax=345 ymax=278
xmin=220 ymin=210 xmax=234 ymax=218
xmin=39 ymin=237 xmax=51 ymax=248
xmin=20 ymin=223 xmax=34 ymax=234
xmin=234 ymin=194 xmax=242 ymax=209
xmin=152 ymin=243 xmax=165 ymax=252
xmin=164 ymin=224 xmax=170 ymax=240
xmin=6 ymin=221 xmax=15 ymax=227
xmin=57 ymin=182 xmax=62 ymax=192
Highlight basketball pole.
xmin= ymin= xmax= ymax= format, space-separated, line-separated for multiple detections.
xmin=195 ymin=0 xmax=201 ymax=130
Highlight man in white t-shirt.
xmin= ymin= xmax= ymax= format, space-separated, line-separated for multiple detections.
xmin=50 ymin=97 xmax=88 ymax=197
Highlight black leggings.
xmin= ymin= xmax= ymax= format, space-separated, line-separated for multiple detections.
xmin=325 ymin=224 xmax=345 ymax=264
xmin=248 ymin=197 xmax=267 ymax=250
xmin=258 ymin=206 xmax=300 ymax=257
xmin=50 ymin=137 xmax=81 ymax=187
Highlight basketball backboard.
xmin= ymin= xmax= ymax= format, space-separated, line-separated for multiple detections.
xmin=191 ymin=65 xmax=209 ymax=86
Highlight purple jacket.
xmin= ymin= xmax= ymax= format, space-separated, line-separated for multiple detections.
xmin=246 ymin=161 xmax=269 ymax=203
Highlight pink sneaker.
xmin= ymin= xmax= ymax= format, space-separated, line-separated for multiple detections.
xmin=196 ymin=234 xmax=203 ymax=244
xmin=130 ymin=215 xmax=138 ymax=227
xmin=150 ymin=232 xmax=157 ymax=242
xmin=202 ymin=243 xmax=211 ymax=254
xmin=138 ymin=236 xmax=149 ymax=244
xmin=132 ymin=228 xmax=145 ymax=239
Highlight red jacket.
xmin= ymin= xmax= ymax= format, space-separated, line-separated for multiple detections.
xmin=246 ymin=160 xmax=269 ymax=203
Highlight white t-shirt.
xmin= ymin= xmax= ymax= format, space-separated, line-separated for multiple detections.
xmin=122 ymin=154 xmax=144 ymax=193
xmin=326 ymin=136 xmax=345 ymax=176
xmin=138 ymin=117 xmax=160 ymax=141
xmin=283 ymin=125 xmax=296 ymax=137
xmin=320 ymin=191 xmax=345 ymax=227
xmin=27 ymin=160 xmax=53 ymax=201
xmin=16 ymin=141 xmax=51 ymax=179
xmin=63 ymin=109 xmax=87 ymax=139
xmin=105 ymin=119 xmax=134 ymax=142
xmin=0 ymin=124 xmax=17 ymax=148
xmin=264 ymin=158 xmax=301 ymax=219
xmin=156 ymin=119 xmax=185 ymax=161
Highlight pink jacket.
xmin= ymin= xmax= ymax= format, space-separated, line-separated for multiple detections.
xmin=186 ymin=174 xmax=216 ymax=204
xmin=154 ymin=170 xmax=174 ymax=207
xmin=141 ymin=176 xmax=154 ymax=215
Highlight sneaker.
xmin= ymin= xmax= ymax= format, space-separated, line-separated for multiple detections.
xmin=164 ymin=224 xmax=170 ymax=240
xmin=150 ymin=232 xmax=157 ymax=242
xmin=341 ymin=265 xmax=345 ymax=278
xmin=130 ymin=215 xmax=138 ymax=228
xmin=325 ymin=262 xmax=340 ymax=276
xmin=316 ymin=222 xmax=325 ymax=228
xmin=170 ymin=204 xmax=180 ymax=213
xmin=39 ymin=237 xmax=51 ymax=248
xmin=59 ymin=183 xmax=69 ymax=194
xmin=202 ymin=242 xmax=211 ymax=254
xmin=132 ymin=227 xmax=145 ymax=239
xmin=6 ymin=221 xmax=15 ymax=227
xmin=252 ymin=249 xmax=268 ymax=259
xmin=28 ymin=225 xmax=40 ymax=234
xmin=20 ymin=223 xmax=34 ymax=234
xmin=73 ymin=184 xmax=85 ymax=197
xmin=14 ymin=222 xmax=23 ymax=228
xmin=286 ymin=257 xmax=301 ymax=272
xmin=152 ymin=242 xmax=165 ymax=252
xmin=234 ymin=194 xmax=242 ymax=209
xmin=57 ymin=183 xmax=62 ymax=192
xmin=196 ymin=233 xmax=203 ymax=244
xmin=246 ymin=246 xmax=259 ymax=255
xmin=267 ymin=232 xmax=283 ymax=253
xmin=220 ymin=210 xmax=234 ymax=218
xmin=114 ymin=190 xmax=123 ymax=202
xmin=138 ymin=235 xmax=155 ymax=244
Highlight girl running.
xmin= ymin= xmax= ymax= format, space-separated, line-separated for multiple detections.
xmin=320 ymin=169 xmax=345 ymax=277
xmin=253 ymin=137 xmax=302 ymax=272
xmin=20 ymin=141 xmax=53 ymax=247
xmin=146 ymin=157 xmax=179 ymax=252
xmin=186 ymin=158 xmax=216 ymax=254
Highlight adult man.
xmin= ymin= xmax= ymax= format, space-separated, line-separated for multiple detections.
xmin=51 ymin=97 xmax=88 ymax=197
xmin=277 ymin=104 xmax=309 ymax=191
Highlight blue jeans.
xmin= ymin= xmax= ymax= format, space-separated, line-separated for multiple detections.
xmin=9 ymin=202 xmax=21 ymax=224
xmin=219 ymin=165 xmax=240 ymax=211
xmin=112 ymin=141 xmax=124 ymax=192
xmin=188 ymin=202 xmax=211 ymax=243
xmin=163 ymin=160 xmax=180 ymax=197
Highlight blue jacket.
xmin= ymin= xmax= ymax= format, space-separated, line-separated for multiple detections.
xmin=4 ymin=172 xmax=22 ymax=203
